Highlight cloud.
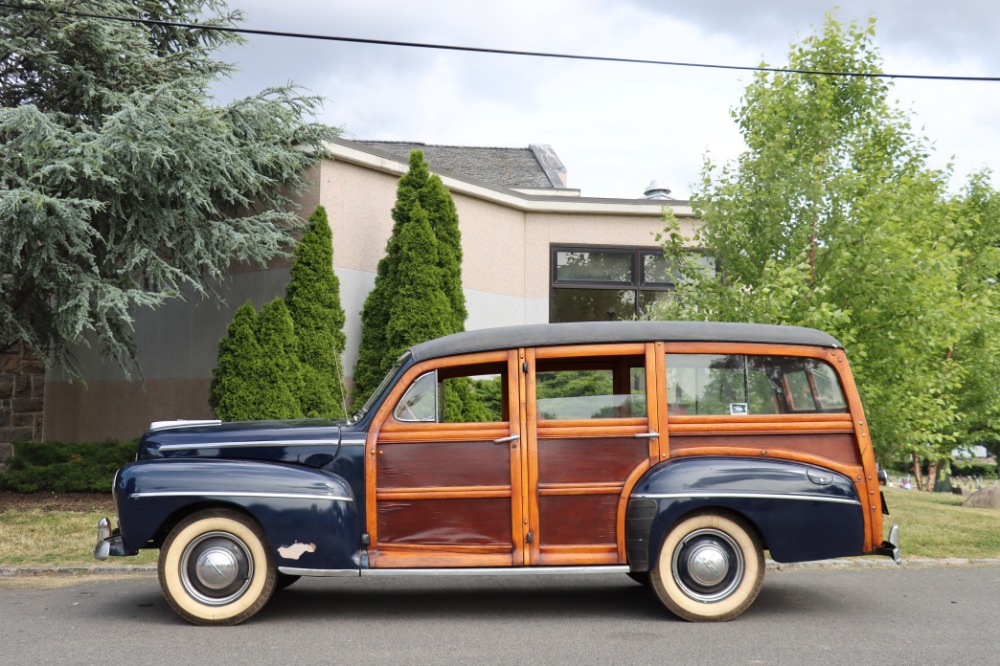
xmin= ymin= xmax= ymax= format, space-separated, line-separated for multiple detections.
xmin=211 ymin=0 xmax=998 ymax=197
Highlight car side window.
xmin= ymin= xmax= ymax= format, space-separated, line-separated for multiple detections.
xmin=394 ymin=371 xmax=438 ymax=422
xmin=393 ymin=362 xmax=507 ymax=424
xmin=535 ymin=356 xmax=646 ymax=420
xmin=666 ymin=354 xmax=847 ymax=415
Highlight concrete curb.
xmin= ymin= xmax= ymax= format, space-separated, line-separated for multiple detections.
xmin=0 ymin=565 xmax=157 ymax=577
xmin=3 ymin=558 xmax=1000 ymax=577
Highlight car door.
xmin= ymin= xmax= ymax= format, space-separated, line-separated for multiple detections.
xmin=366 ymin=350 xmax=525 ymax=568
xmin=522 ymin=342 xmax=661 ymax=565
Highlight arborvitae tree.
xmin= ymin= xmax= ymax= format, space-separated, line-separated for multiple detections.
xmin=209 ymin=302 xmax=263 ymax=421
xmin=383 ymin=202 xmax=452 ymax=360
xmin=286 ymin=206 xmax=348 ymax=418
xmin=255 ymin=299 xmax=304 ymax=420
xmin=0 ymin=1 xmax=337 ymax=376
xmin=353 ymin=152 xmax=433 ymax=404
xmin=354 ymin=150 xmax=470 ymax=406
xmin=420 ymin=174 xmax=467 ymax=332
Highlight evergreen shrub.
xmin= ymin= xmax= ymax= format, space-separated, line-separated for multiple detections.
xmin=0 ymin=440 xmax=137 ymax=493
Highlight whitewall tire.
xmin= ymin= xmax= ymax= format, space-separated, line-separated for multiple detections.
xmin=158 ymin=509 xmax=277 ymax=626
xmin=650 ymin=512 xmax=764 ymax=622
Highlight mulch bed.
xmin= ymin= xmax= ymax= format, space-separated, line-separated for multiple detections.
xmin=0 ymin=492 xmax=115 ymax=514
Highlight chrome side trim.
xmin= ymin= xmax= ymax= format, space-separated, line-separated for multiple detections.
xmin=632 ymin=492 xmax=861 ymax=506
xmin=149 ymin=419 xmax=222 ymax=431
xmin=129 ymin=491 xmax=353 ymax=502
xmin=159 ymin=439 xmax=349 ymax=451
xmin=278 ymin=567 xmax=360 ymax=577
xmin=361 ymin=566 xmax=630 ymax=577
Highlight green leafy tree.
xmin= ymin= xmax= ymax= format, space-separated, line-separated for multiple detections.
xmin=353 ymin=151 xmax=469 ymax=405
xmin=0 ymin=0 xmax=337 ymax=376
xmin=255 ymin=299 xmax=304 ymax=420
xmin=654 ymin=15 xmax=1000 ymax=487
xmin=286 ymin=206 xmax=348 ymax=418
xmin=209 ymin=301 xmax=263 ymax=421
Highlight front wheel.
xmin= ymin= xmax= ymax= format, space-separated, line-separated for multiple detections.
xmin=158 ymin=509 xmax=277 ymax=626
xmin=650 ymin=512 xmax=764 ymax=622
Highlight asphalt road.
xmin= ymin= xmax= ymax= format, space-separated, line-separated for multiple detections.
xmin=1 ymin=566 xmax=997 ymax=666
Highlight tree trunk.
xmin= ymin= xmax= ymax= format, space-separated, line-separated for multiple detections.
xmin=926 ymin=460 xmax=938 ymax=493
xmin=912 ymin=453 xmax=926 ymax=491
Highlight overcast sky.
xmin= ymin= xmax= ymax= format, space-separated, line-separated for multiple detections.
xmin=212 ymin=0 xmax=1000 ymax=200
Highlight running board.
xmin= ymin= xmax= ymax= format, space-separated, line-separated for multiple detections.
xmin=279 ymin=565 xmax=630 ymax=578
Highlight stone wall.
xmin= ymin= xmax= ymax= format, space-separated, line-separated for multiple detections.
xmin=0 ymin=344 xmax=46 ymax=466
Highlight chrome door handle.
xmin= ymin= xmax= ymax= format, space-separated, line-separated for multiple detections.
xmin=634 ymin=432 xmax=659 ymax=439
xmin=494 ymin=434 xmax=521 ymax=445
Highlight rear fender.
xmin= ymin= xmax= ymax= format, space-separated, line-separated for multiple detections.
xmin=115 ymin=459 xmax=362 ymax=570
xmin=625 ymin=456 xmax=864 ymax=571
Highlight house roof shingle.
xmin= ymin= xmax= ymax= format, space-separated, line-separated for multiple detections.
xmin=354 ymin=140 xmax=566 ymax=190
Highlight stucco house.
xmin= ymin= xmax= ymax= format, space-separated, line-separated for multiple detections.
xmin=10 ymin=138 xmax=698 ymax=443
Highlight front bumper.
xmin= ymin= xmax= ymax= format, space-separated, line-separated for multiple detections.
xmin=93 ymin=517 xmax=128 ymax=560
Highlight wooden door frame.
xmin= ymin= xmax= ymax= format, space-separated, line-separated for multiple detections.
xmin=365 ymin=350 xmax=524 ymax=568
xmin=523 ymin=342 xmax=661 ymax=566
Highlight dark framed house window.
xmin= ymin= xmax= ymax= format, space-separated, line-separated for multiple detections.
xmin=549 ymin=245 xmax=713 ymax=323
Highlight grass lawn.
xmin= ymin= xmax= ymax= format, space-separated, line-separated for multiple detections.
xmin=882 ymin=486 xmax=1000 ymax=560
xmin=0 ymin=509 xmax=157 ymax=567
xmin=0 ymin=487 xmax=997 ymax=567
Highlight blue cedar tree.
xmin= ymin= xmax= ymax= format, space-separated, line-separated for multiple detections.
xmin=0 ymin=0 xmax=337 ymax=376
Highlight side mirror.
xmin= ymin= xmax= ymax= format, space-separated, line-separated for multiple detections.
xmin=877 ymin=466 xmax=888 ymax=486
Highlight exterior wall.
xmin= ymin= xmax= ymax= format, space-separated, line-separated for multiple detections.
xmin=1 ymin=345 xmax=45 ymax=467
xmin=41 ymin=148 xmax=698 ymax=442
xmin=43 ymin=268 xmax=291 ymax=442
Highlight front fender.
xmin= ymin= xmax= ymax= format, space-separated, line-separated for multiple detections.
xmin=625 ymin=456 xmax=864 ymax=570
xmin=115 ymin=459 xmax=362 ymax=570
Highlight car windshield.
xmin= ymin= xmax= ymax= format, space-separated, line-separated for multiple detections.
xmin=348 ymin=354 xmax=409 ymax=424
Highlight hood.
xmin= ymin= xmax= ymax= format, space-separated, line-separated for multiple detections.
xmin=137 ymin=418 xmax=360 ymax=468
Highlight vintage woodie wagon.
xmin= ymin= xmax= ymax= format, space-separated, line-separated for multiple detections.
xmin=95 ymin=321 xmax=900 ymax=625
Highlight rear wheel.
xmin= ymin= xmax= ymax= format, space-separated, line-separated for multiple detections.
xmin=650 ymin=512 xmax=763 ymax=622
xmin=158 ymin=509 xmax=276 ymax=626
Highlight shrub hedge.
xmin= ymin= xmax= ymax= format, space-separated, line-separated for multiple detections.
xmin=0 ymin=440 xmax=137 ymax=493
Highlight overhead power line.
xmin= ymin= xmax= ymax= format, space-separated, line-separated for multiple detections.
xmin=3 ymin=2 xmax=999 ymax=83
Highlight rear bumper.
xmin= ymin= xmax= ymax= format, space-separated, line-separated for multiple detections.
xmin=93 ymin=517 xmax=128 ymax=561
xmin=873 ymin=524 xmax=901 ymax=564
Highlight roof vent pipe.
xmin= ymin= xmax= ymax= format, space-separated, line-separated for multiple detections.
xmin=643 ymin=180 xmax=672 ymax=199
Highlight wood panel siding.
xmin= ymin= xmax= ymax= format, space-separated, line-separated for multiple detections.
xmin=536 ymin=438 xmax=649 ymax=484
xmin=668 ymin=433 xmax=862 ymax=467
xmin=377 ymin=440 xmax=512 ymax=488
xmin=377 ymin=497 xmax=513 ymax=546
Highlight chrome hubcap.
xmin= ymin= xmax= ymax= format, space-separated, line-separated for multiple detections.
xmin=686 ymin=543 xmax=729 ymax=587
xmin=179 ymin=531 xmax=253 ymax=606
xmin=195 ymin=547 xmax=240 ymax=590
xmin=671 ymin=528 xmax=744 ymax=603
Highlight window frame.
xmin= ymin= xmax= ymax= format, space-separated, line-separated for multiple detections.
xmin=549 ymin=244 xmax=711 ymax=322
